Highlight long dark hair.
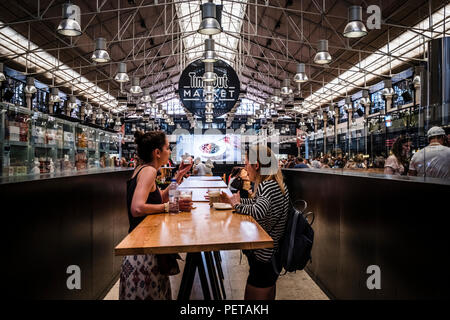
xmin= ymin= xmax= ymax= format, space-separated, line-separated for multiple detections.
xmin=391 ymin=135 xmax=411 ymax=167
xmin=134 ymin=130 xmax=166 ymax=163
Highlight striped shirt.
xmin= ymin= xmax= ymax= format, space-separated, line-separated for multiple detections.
xmin=235 ymin=179 xmax=289 ymax=262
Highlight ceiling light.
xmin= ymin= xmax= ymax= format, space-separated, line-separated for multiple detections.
xmin=272 ymin=89 xmax=282 ymax=104
xmin=205 ymin=102 xmax=214 ymax=110
xmin=24 ymin=77 xmax=36 ymax=94
xmin=314 ymin=40 xmax=332 ymax=65
xmin=141 ymin=88 xmax=152 ymax=103
xmin=382 ymin=79 xmax=394 ymax=97
xmin=0 ymin=62 xmax=6 ymax=82
xmin=130 ymin=76 xmax=142 ymax=94
xmin=204 ymin=92 xmax=214 ymax=103
xmin=198 ymin=2 xmax=222 ymax=35
xmin=68 ymin=95 xmax=78 ymax=109
xmin=57 ymin=2 xmax=82 ymax=37
xmin=114 ymin=62 xmax=129 ymax=82
xmin=343 ymin=6 xmax=368 ymax=38
xmin=293 ymin=63 xmax=308 ymax=83
xmin=202 ymin=38 xmax=217 ymax=62
xmin=203 ymin=62 xmax=216 ymax=83
xmin=91 ymin=37 xmax=110 ymax=63
xmin=360 ymin=89 xmax=371 ymax=106
xmin=343 ymin=96 xmax=352 ymax=111
xmin=96 ymin=111 xmax=104 ymax=119
xmin=281 ymin=79 xmax=293 ymax=95
xmin=49 ymin=87 xmax=61 ymax=103
xmin=114 ymin=118 xmax=122 ymax=126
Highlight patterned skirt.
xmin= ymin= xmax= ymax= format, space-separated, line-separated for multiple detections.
xmin=119 ymin=254 xmax=172 ymax=300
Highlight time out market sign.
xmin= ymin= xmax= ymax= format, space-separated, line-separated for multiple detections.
xmin=178 ymin=59 xmax=240 ymax=117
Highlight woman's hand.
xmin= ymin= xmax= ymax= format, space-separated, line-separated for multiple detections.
xmin=221 ymin=191 xmax=240 ymax=207
xmin=175 ymin=160 xmax=193 ymax=183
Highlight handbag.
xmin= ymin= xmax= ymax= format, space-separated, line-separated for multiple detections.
xmin=156 ymin=254 xmax=182 ymax=276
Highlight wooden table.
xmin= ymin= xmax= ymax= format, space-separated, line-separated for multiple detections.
xmin=189 ymin=188 xmax=232 ymax=202
xmin=179 ymin=179 xmax=227 ymax=189
xmin=115 ymin=202 xmax=273 ymax=300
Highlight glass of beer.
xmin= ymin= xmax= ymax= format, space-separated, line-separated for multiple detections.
xmin=208 ymin=189 xmax=221 ymax=207
xmin=179 ymin=190 xmax=193 ymax=212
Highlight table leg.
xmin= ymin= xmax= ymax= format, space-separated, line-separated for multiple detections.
xmin=214 ymin=251 xmax=227 ymax=299
xmin=177 ymin=252 xmax=212 ymax=300
xmin=204 ymin=251 xmax=222 ymax=300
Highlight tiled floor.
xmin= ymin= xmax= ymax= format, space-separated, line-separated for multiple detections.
xmin=104 ymin=250 xmax=328 ymax=300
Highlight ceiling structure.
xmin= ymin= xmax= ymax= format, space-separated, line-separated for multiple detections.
xmin=0 ymin=0 xmax=449 ymax=121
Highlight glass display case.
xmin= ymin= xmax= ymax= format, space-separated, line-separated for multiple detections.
xmin=1 ymin=102 xmax=122 ymax=178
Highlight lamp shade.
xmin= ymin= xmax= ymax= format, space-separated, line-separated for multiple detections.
xmin=314 ymin=40 xmax=332 ymax=64
xmin=50 ymin=87 xmax=61 ymax=103
xmin=382 ymin=79 xmax=394 ymax=97
xmin=130 ymin=77 xmax=142 ymax=94
xmin=0 ymin=62 xmax=5 ymax=82
xmin=24 ymin=77 xmax=37 ymax=94
xmin=202 ymin=38 xmax=217 ymax=62
xmin=114 ymin=62 xmax=129 ymax=82
xmin=91 ymin=38 xmax=110 ymax=63
xmin=68 ymin=95 xmax=77 ymax=109
xmin=293 ymin=63 xmax=308 ymax=83
xmin=141 ymin=88 xmax=152 ymax=102
xmin=203 ymin=62 xmax=216 ymax=83
xmin=198 ymin=3 xmax=222 ymax=35
xmin=57 ymin=3 xmax=82 ymax=36
xmin=343 ymin=6 xmax=368 ymax=38
xmin=281 ymin=79 xmax=292 ymax=95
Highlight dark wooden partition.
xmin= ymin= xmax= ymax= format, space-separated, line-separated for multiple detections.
xmin=0 ymin=169 xmax=132 ymax=299
xmin=282 ymin=169 xmax=450 ymax=299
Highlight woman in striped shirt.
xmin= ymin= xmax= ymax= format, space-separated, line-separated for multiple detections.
xmin=221 ymin=145 xmax=289 ymax=300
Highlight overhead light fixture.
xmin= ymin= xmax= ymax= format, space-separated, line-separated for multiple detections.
xmin=49 ymin=87 xmax=61 ymax=103
xmin=197 ymin=2 xmax=222 ymax=35
xmin=293 ymin=63 xmax=308 ymax=83
xmin=360 ymin=89 xmax=371 ymax=107
xmin=130 ymin=76 xmax=142 ymax=94
xmin=205 ymin=102 xmax=214 ymax=110
xmin=203 ymin=62 xmax=216 ymax=83
xmin=314 ymin=40 xmax=332 ymax=65
xmin=68 ymin=95 xmax=78 ymax=109
xmin=91 ymin=37 xmax=110 ymax=63
xmin=57 ymin=2 xmax=82 ymax=37
xmin=96 ymin=111 xmax=104 ymax=119
xmin=141 ymin=88 xmax=152 ymax=103
xmin=413 ymin=66 xmax=421 ymax=89
xmin=343 ymin=6 xmax=368 ymax=38
xmin=0 ymin=62 xmax=6 ymax=82
xmin=281 ymin=79 xmax=293 ymax=95
xmin=24 ymin=77 xmax=36 ymax=94
xmin=204 ymin=92 xmax=214 ymax=103
xmin=343 ymin=96 xmax=352 ymax=111
xmin=272 ymin=89 xmax=282 ymax=104
xmin=382 ymin=79 xmax=395 ymax=97
xmin=114 ymin=62 xmax=129 ymax=82
xmin=202 ymin=38 xmax=217 ymax=63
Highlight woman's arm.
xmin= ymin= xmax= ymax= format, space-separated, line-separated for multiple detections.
xmin=160 ymin=161 xmax=193 ymax=201
xmin=235 ymin=194 xmax=271 ymax=221
xmin=131 ymin=167 xmax=165 ymax=217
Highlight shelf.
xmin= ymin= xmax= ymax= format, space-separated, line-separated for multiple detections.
xmin=34 ymin=143 xmax=57 ymax=149
xmin=4 ymin=140 xmax=29 ymax=147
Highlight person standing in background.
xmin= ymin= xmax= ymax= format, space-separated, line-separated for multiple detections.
xmin=408 ymin=126 xmax=450 ymax=179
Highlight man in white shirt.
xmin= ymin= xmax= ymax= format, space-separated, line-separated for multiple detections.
xmin=193 ymin=157 xmax=207 ymax=176
xmin=408 ymin=126 xmax=450 ymax=179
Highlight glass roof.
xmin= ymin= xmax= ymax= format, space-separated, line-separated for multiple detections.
xmin=301 ymin=4 xmax=450 ymax=113
xmin=0 ymin=21 xmax=118 ymax=111
xmin=175 ymin=0 xmax=247 ymax=67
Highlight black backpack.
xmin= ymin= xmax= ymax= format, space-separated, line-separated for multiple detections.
xmin=272 ymin=199 xmax=315 ymax=274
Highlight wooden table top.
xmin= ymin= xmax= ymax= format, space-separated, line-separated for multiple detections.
xmin=115 ymin=202 xmax=273 ymax=256
xmin=179 ymin=179 xmax=227 ymax=189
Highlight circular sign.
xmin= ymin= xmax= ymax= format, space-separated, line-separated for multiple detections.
xmin=178 ymin=59 xmax=240 ymax=117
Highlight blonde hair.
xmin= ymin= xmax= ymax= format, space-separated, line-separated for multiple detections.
xmin=246 ymin=145 xmax=286 ymax=195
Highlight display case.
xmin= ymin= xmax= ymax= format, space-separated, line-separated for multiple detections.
xmin=1 ymin=102 xmax=122 ymax=179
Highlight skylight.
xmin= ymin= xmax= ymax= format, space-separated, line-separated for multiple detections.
xmin=0 ymin=21 xmax=118 ymax=111
xmin=175 ymin=0 xmax=247 ymax=67
xmin=302 ymin=4 xmax=450 ymax=112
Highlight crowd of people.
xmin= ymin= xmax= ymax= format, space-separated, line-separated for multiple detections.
xmin=280 ymin=126 xmax=449 ymax=179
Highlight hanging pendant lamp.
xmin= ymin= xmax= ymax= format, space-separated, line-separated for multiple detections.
xmin=24 ymin=77 xmax=37 ymax=94
xmin=203 ymin=62 xmax=216 ymax=83
xmin=343 ymin=6 xmax=368 ymax=38
xmin=114 ymin=62 xmax=129 ymax=82
xmin=57 ymin=2 xmax=82 ymax=37
xmin=293 ymin=63 xmax=308 ymax=83
xmin=130 ymin=77 xmax=142 ymax=94
xmin=0 ymin=62 xmax=6 ymax=82
xmin=91 ymin=38 xmax=110 ymax=63
xmin=202 ymin=38 xmax=217 ymax=63
xmin=314 ymin=40 xmax=332 ymax=65
xmin=281 ymin=79 xmax=293 ymax=95
xmin=49 ymin=87 xmax=61 ymax=103
xmin=198 ymin=2 xmax=222 ymax=35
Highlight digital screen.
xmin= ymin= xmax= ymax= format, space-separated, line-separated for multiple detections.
xmin=385 ymin=115 xmax=392 ymax=127
xmin=175 ymin=134 xmax=242 ymax=163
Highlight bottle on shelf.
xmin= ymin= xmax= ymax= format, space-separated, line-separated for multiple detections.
xmin=168 ymin=178 xmax=179 ymax=214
